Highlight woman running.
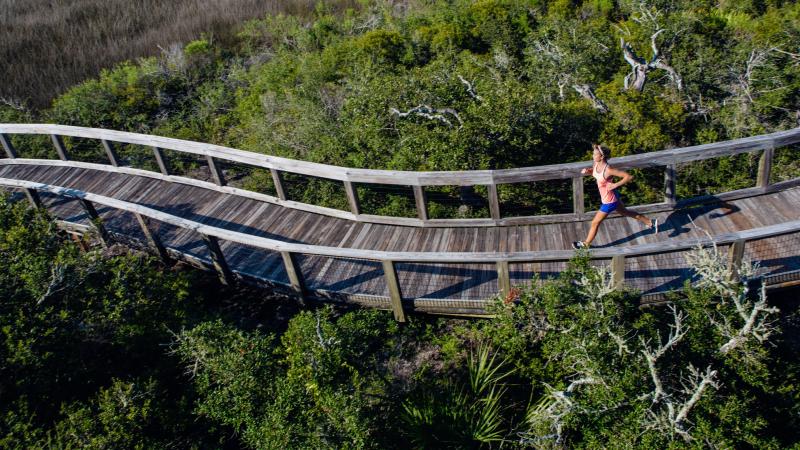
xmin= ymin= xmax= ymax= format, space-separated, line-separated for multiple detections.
xmin=572 ymin=144 xmax=657 ymax=249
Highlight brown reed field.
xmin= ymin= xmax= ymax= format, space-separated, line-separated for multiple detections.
xmin=0 ymin=0 xmax=360 ymax=110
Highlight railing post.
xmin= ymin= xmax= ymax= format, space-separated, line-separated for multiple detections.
xmin=572 ymin=176 xmax=585 ymax=215
xmin=271 ymin=169 xmax=287 ymax=201
xmin=496 ymin=260 xmax=511 ymax=298
xmin=382 ymin=260 xmax=406 ymax=322
xmin=206 ymin=155 xmax=226 ymax=186
xmin=79 ymin=198 xmax=109 ymax=246
xmin=413 ymin=185 xmax=428 ymax=221
xmin=611 ymin=255 xmax=625 ymax=290
xmin=727 ymin=239 xmax=746 ymax=281
xmin=152 ymin=146 xmax=170 ymax=175
xmin=756 ymin=147 xmax=774 ymax=189
xmin=25 ymin=189 xmax=43 ymax=209
xmin=281 ymin=251 xmax=306 ymax=300
xmin=488 ymin=184 xmax=501 ymax=220
xmin=202 ymin=234 xmax=233 ymax=285
xmin=51 ymin=135 xmax=69 ymax=160
xmin=1 ymin=133 xmax=17 ymax=158
xmin=101 ymin=140 xmax=119 ymax=167
xmin=664 ymin=164 xmax=676 ymax=206
xmin=343 ymin=181 xmax=361 ymax=216
xmin=134 ymin=213 xmax=170 ymax=263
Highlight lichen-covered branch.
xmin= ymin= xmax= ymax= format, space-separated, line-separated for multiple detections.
xmin=390 ymin=104 xmax=463 ymax=128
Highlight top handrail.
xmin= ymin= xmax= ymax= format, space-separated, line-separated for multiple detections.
xmin=2 ymin=124 xmax=800 ymax=185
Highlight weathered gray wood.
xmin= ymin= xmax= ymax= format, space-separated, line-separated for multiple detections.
xmin=101 ymin=140 xmax=119 ymax=167
xmin=413 ymin=185 xmax=428 ymax=221
xmin=152 ymin=146 xmax=170 ymax=175
xmin=343 ymin=181 xmax=361 ymax=216
xmin=727 ymin=239 xmax=745 ymax=281
xmin=757 ymin=147 xmax=773 ymax=188
xmin=611 ymin=255 xmax=625 ymax=289
xmin=1 ymin=133 xmax=17 ymax=158
xmin=488 ymin=184 xmax=501 ymax=220
xmin=572 ymin=177 xmax=585 ymax=214
xmin=202 ymin=234 xmax=233 ymax=285
xmin=78 ymin=198 xmax=109 ymax=246
xmin=1 ymin=124 xmax=797 ymax=187
xmin=271 ymin=169 xmax=287 ymax=201
xmin=24 ymin=189 xmax=42 ymax=208
xmin=135 ymin=213 xmax=169 ymax=262
xmin=281 ymin=251 xmax=306 ymax=298
xmin=50 ymin=135 xmax=69 ymax=160
xmin=496 ymin=260 xmax=511 ymax=298
xmin=3 ymin=177 xmax=800 ymax=263
xmin=1 ymin=124 xmax=800 ymax=227
xmin=206 ymin=155 xmax=225 ymax=186
xmin=664 ymin=164 xmax=676 ymax=205
xmin=382 ymin=260 xmax=406 ymax=322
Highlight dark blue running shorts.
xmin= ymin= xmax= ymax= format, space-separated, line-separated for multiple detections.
xmin=599 ymin=201 xmax=618 ymax=213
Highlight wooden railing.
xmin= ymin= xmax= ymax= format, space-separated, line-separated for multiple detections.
xmin=2 ymin=124 xmax=799 ymax=227
xmin=4 ymin=177 xmax=800 ymax=319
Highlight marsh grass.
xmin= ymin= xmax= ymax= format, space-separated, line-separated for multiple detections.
xmin=0 ymin=0 xmax=360 ymax=109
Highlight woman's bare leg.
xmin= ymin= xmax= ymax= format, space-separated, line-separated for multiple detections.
xmin=583 ymin=210 xmax=608 ymax=246
xmin=616 ymin=203 xmax=652 ymax=227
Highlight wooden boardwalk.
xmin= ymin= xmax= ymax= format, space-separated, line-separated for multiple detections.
xmin=2 ymin=162 xmax=800 ymax=313
xmin=1 ymin=124 xmax=799 ymax=317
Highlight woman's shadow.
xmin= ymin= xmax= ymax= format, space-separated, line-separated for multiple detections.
xmin=597 ymin=197 xmax=741 ymax=247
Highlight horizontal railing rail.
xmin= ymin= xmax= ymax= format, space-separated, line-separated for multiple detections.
xmin=2 ymin=124 xmax=799 ymax=227
xmin=4 ymin=177 xmax=800 ymax=319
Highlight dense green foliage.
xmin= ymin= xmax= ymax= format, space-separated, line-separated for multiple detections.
xmin=3 ymin=0 xmax=799 ymax=215
xmin=1 ymin=194 xmax=798 ymax=447
xmin=2 ymin=1 xmax=800 ymax=447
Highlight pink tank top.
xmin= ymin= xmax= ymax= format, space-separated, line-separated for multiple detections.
xmin=593 ymin=162 xmax=617 ymax=204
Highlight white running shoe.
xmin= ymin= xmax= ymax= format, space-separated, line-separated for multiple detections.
xmin=572 ymin=241 xmax=589 ymax=249
xmin=650 ymin=218 xmax=659 ymax=234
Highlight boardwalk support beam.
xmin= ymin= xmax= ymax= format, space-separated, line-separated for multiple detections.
xmin=206 ymin=155 xmax=226 ymax=186
xmin=281 ymin=251 xmax=306 ymax=300
xmin=382 ymin=260 xmax=406 ymax=322
xmin=413 ymin=186 xmax=428 ymax=221
xmin=496 ymin=260 xmax=511 ymax=299
xmin=344 ymin=181 xmax=361 ymax=216
xmin=664 ymin=164 xmax=676 ymax=206
xmin=572 ymin=177 xmax=585 ymax=215
xmin=728 ymin=239 xmax=746 ymax=281
xmin=152 ymin=147 xmax=170 ymax=175
xmin=202 ymin=234 xmax=233 ymax=285
xmin=79 ymin=198 xmax=109 ymax=246
xmin=102 ymin=140 xmax=119 ymax=167
xmin=611 ymin=255 xmax=625 ymax=290
xmin=1 ymin=133 xmax=17 ymax=158
xmin=488 ymin=184 xmax=501 ymax=220
xmin=757 ymin=147 xmax=773 ymax=189
xmin=51 ymin=135 xmax=69 ymax=160
xmin=25 ymin=189 xmax=42 ymax=208
xmin=271 ymin=169 xmax=287 ymax=201
xmin=135 ymin=213 xmax=170 ymax=263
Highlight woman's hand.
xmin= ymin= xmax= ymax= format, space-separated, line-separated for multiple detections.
xmin=581 ymin=167 xmax=591 ymax=175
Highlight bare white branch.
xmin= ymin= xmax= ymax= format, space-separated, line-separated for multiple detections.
xmin=620 ymin=29 xmax=682 ymax=91
xmin=390 ymin=104 xmax=463 ymax=128
xmin=457 ymin=75 xmax=483 ymax=102
xmin=573 ymin=84 xmax=609 ymax=113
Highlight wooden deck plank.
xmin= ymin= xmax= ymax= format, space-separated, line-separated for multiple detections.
xmin=2 ymin=163 xmax=799 ymax=308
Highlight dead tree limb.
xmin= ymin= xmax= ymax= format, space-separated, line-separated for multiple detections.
xmin=573 ymin=84 xmax=608 ymax=112
xmin=457 ymin=75 xmax=483 ymax=102
xmin=621 ymin=29 xmax=683 ymax=91
xmin=390 ymin=104 xmax=463 ymax=128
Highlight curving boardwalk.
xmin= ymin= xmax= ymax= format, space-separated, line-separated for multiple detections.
xmin=2 ymin=125 xmax=800 ymax=318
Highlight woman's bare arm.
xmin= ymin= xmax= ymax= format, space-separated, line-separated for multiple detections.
xmin=605 ymin=166 xmax=633 ymax=190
